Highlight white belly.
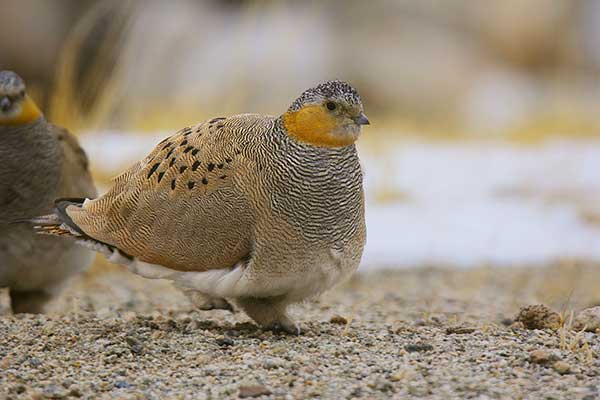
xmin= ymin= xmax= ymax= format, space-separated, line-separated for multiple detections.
xmin=101 ymin=246 xmax=358 ymax=301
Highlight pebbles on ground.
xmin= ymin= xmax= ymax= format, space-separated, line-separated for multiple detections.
xmin=0 ymin=263 xmax=599 ymax=399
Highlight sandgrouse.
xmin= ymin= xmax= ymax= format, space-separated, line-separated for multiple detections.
xmin=0 ymin=70 xmax=97 ymax=313
xmin=33 ymin=80 xmax=369 ymax=333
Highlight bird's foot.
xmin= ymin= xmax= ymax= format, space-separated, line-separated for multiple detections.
xmin=9 ymin=288 xmax=52 ymax=314
xmin=197 ymin=297 xmax=234 ymax=311
xmin=180 ymin=290 xmax=234 ymax=312
xmin=264 ymin=317 xmax=301 ymax=336
xmin=236 ymin=296 xmax=300 ymax=335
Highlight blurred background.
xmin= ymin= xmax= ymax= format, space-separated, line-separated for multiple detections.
xmin=2 ymin=0 xmax=600 ymax=269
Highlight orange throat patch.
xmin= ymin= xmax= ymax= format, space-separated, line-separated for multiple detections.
xmin=0 ymin=95 xmax=43 ymax=126
xmin=283 ymin=105 xmax=356 ymax=148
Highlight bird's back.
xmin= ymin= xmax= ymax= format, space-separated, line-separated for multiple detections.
xmin=68 ymin=114 xmax=275 ymax=271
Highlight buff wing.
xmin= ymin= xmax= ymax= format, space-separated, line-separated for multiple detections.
xmin=65 ymin=115 xmax=270 ymax=272
xmin=50 ymin=124 xmax=97 ymax=199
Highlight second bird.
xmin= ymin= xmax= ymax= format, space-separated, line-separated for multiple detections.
xmin=0 ymin=71 xmax=97 ymax=313
xmin=33 ymin=80 xmax=369 ymax=333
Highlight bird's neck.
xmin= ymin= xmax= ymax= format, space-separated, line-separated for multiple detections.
xmin=0 ymin=119 xmax=59 ymax=161
xmin=0 ymin=95 xmax=43 ymax=127
xmin=0 ymin=118 xmax=46 ymax=142
xmin=0 ymin=119 xmax=63 ymax=219
xmin=281 ymin=108 xmax=357 ymax=148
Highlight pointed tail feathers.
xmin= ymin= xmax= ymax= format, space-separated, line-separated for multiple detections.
xmin=18 ymin=198 xmax=132 ymax=260
xmin=28 ymin=198 xmax=88 ymax=238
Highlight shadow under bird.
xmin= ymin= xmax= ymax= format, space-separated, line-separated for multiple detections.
xmin=0 ymin=70 xmax=97 ymax=313
xmin=31 ymin=80 xmax=369 ymax=334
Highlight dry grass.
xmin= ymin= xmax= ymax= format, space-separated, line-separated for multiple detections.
xmin=49 ymin=1 xmax=135 ymax=133
xmin=44 ymin=3 xmax=600 ymax=141
xmin=558 ymin=311 xmax=596 ymax=365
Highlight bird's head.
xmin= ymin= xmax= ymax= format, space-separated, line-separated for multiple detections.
xmin=282 ymin=80 xmax=369 ymax=148
xmin=0 ymin=70 xmax=43 ymax=127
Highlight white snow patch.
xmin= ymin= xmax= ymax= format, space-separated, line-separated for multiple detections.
xmin=81 ymin=132 xmax=600 ymax=269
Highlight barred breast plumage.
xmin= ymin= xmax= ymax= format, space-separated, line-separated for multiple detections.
xmin=34 ymin=80 xmax=369 ymax=334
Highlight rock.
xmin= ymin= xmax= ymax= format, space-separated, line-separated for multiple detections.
xmin=41 ymin=385 xmax=67 ymax=399
xmin=405 ymin=343 xmax=434 ymax=352
xmin=113 ymin=380 xmax=132 ymax=389
xmin=10 ymin=384 xmax=26 ymax=394
xmin=28 ymin=357 xmax=43 ymax=367
xmin=238 ymin=384 xmax=271 ymax=398
xmin=216 ymin=336 xmax=234 ymax=347
xmin=330 ymin=314 xmax=348 ymax=325
xmin=389 ymin=368 xmax=416 ymax=382
xmin=529 ymin=349 xmax=559 ymax=365
xmin=446 ymin=326 xmax=476 ymax=334
xmin=510 ymin=321 xmax=525 ymax=330
xmin=61 ymin=379 xmax=73 ymax=389
xmin=263 ymin=357 xmax=285 ymax=369
xmin=515 ymin=304 xmax=561 ymax=330
xmin=573 ymin=307 xmax=600 ymax=332
xmin=0 ymin=355 xmax=13 ymax=369
xmin=552 ymin=361 xmax=571 ymax=375
xmin=373 ymin=379 xmax=393 ymax=393
xmin=125 ymin=336 xmax=143 ymax=354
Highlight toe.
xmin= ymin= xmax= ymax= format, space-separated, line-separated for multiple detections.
xmin=266 ymin=320 xmax=301 ymax=336
xmin=212 ymin=298 xmax=234 ymax=311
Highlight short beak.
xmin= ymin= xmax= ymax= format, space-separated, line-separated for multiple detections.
xmin=355 ymin=112 xmax=370 ymax=126
xmin=0 ymin=96 xmax=11 ymax=112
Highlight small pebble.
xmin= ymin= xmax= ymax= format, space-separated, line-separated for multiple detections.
xmin=125 ymin=336 xmax=143 ymax=354
xmin=238 ymin=384 xmax=272 ymax=398
xmin=330 ymin=315 xmax=348 ymax=325
xmin=41 ymin=385 xmax=67 ymax=399
xmin=216 ymin=336 xmax=235 ymax=347
xmin=263 ymin=357 xmax=285 ymax=369
xmin=445 ymin=326 xmax=476 ymax=334
xmin=114 ymin=380 xmax=132 ymax=389
xmin=389 ymin=369 xmax=416 ymax=382
xmin=529 ymin=349 xmax=559 ymax=365
xmin=573 ymin=307 xmax=600 ymax=332
xmin=29 ymin=357 xmax=42 ymax=367
xmin=405 ymin=343 xmax=434 ymax=353
xmin=0 ymin=267 xmax=597 ymax=399
xmin=553 ymin=361 xmax=571 ymax=375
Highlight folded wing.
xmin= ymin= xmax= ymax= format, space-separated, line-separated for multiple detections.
xmin=66 ymin=115 xmax=270 ymax=271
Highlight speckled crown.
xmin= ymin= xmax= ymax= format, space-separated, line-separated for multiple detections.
xmin=288 ymin=80 xmax=362 ymax=112
xmin=0 ymin=71 xmax=26 ymax=96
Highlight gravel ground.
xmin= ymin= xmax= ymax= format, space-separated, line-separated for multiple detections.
xmin=1 ymin=260 xmax=599 ymax=399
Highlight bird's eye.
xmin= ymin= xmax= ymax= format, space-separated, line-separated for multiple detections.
xmin=326 ymin=102 xmax=336 ymax=111
xmin=19 ymin=90 xmax=25 ymax=97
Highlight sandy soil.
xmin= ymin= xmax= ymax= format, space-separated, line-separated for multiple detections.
xmin=1 ymin=260 xmax=599 ymax=399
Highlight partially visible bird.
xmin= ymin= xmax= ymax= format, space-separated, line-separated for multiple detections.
xmin=32 ymin=80 xmax=369 ymax=333
xmin=0 ymin=70 xmax=97 ymax=313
